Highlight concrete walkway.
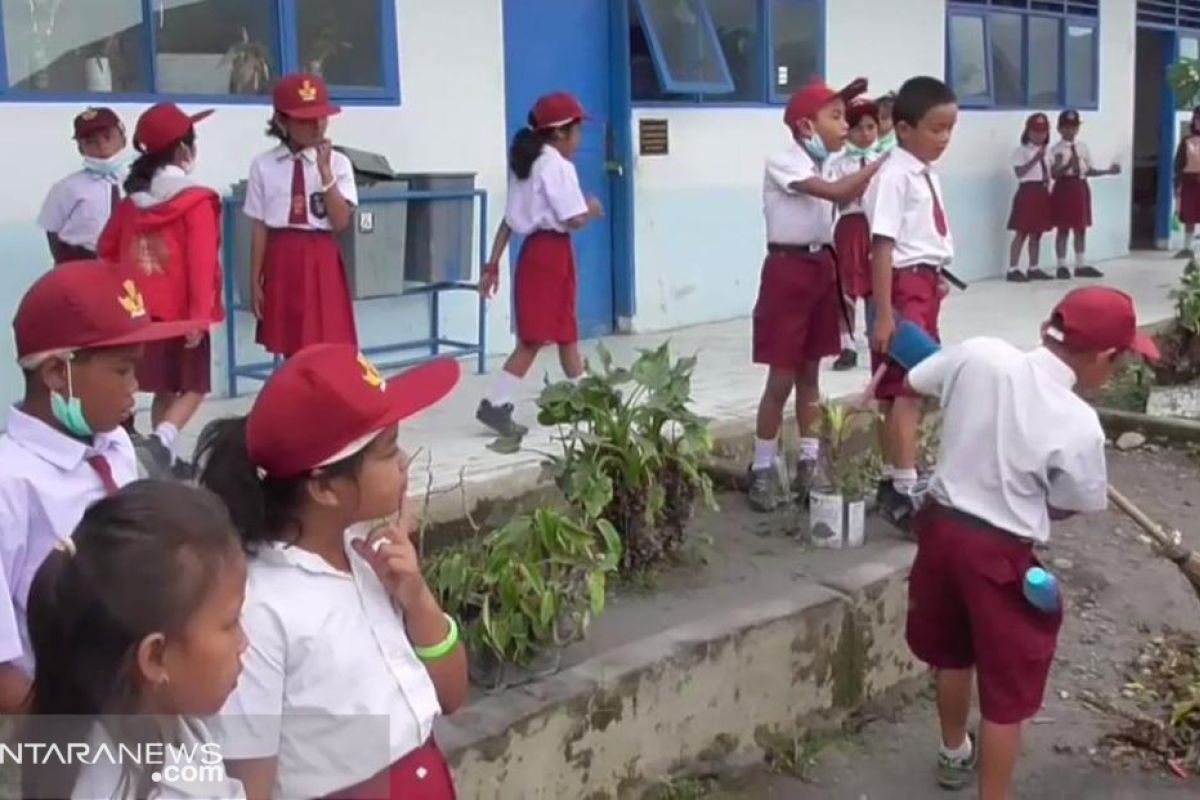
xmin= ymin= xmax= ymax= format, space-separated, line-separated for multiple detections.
xmin=178 ymin=253 xmax=1182 ymax=519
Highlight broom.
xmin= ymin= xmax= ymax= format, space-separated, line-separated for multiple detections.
xmin=1107 ymin=485 xmax=1200 ymax=603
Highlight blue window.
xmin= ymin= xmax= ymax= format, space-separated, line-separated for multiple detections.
xmin=946 ymin=0 xmax=1099 ymax=109
xmin=0 ymin=0 xmax=399 ymax=105
xmin=1137 ymin=1 xmax=1200 ymax=29
xmin=630 ymin=0 xmax=824 ymax=105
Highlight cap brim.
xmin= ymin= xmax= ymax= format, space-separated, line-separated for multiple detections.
xmin=190 ymin=109 xmax=215 ymax=125
xmin=376 ymin=357 xmax=462 ymax=428
xmin=92 ymin=319 xmax=205 ymax=350
xmin=836 ymin=78 xmax=869 ymax=105
xmin=1129 ymin=331 xmax=1160 ymax=362
xmin=283 ymin=104 xmax=343 ymax=120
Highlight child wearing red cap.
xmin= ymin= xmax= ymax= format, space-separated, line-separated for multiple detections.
xmin=98 ymin=102 xmax=222 ymax=478
xmin=475 ymin=91 xmax=603 ymax=437
xmin=247 ymin=73 xmax=358 ymax=359
xmin=1174 ymin=107 xmax=1200 ymax=259
xmin=864 ymin=76 xmax=958 ymax=531
xmin=1006 ymin=113 xmax=1054 ymax=283
xmin=1049 ymin=109 xmax=1120 ymax=279
xmin=38 ymin=107 xmax=128 ymax=264
xmin=747 ymin=77 xmax=885 ymax=512
xmin=827 ymin=98 xmax=883 ymax=371
xmin=0 ymin=260 xmax=198 ymax=713
xmin=197 ymin=346 xmax=466 ymax=799
xmin=903 ymin=285 xmax=1156 ymax=797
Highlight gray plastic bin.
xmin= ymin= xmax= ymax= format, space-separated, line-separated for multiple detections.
xmin=395 ymin=172 xmax=476 ymax=285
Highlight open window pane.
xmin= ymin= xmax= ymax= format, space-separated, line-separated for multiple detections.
xmin=1 ymin=0 xmax=147 ymax=93
xmin=153 ymin=0 xmax=277 ymax=96
xmin=296 ymin=0 xmax=384 ymax=89
xmin=632 ymin=0 xmax=734 ymax=93
xmin=990 ymin=13 xmax=1024 ymax=105
xmin=705 ymin=0 xmax=761 ymax=101
xmin=770 ymin=0 xmax=822 ymax=98
xmin=1028 ymin=15 xmax=1061 ymax=106
xmin=1065 ymin=22 xmax=1096 ymax=107
xmin=1182 ymin=36 xmax=1200 ymax=62
xmin=948 ymin=14 xmax=989 ymax=102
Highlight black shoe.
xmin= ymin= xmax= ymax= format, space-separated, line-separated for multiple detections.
xmin=1005 ymin=269 xmax=1028 ymax=283
xmin=877 ymin=481 xmax=919 ymax=538
xmin=1074 ymin=265 xmax=1104 ymax=278
xmin=747 ymin=465 xmax=782 ymax=513
xmin=1174 ymin=248 xmax=1194 ymax=260
xmin=832 ymin=349 xmax=858 ymax=371
xmin=1027 ymin=268 xmax=1053 ymax=281
xmin=791 ymin=458 xmax=816 ymax=506
xmin=1056 ymin=267 xmax=1072 ymax=280
xmin=476 ymin=400 xmax=529 ymax=438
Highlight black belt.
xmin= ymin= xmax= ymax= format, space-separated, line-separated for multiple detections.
xmin=897 ymin=263 xmax=968 ymax=291
xmin=933 ymin=503 xmax=1032 ymax=549
xmin=767 ymin=242 xmax=828 ymax=255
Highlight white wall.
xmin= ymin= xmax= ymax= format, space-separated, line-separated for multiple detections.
xmin=0 ymin=0 xmax=510 ymax=401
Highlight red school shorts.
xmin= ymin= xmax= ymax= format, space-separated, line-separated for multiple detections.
xmin=1051 ymin=177 xmax=1092 ymax=230
xmin=1181 ymin=174 xmax=1200 ymax=225
xmin=136 ymin=333 xmax=212 ymax=395
xmin=868 ymin=266 xmax=943 ymax=400
xmin=1007 ymin=182 xmax=1053 ymax=235
xmin=752 ymin=247 xmax=841 ymax=368
xmin=514 ymin=230 xmax=578 ymax=345
xmin=324 ymin=738 xmax=457 ymax=799
xmin=834 ymin=214 xmax=872 ymax=300
xmin=906 ymin=504 xmax=1063 ymax=725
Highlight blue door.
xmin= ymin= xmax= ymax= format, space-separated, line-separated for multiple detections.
xmin=503 ymin=0 xmax=615 ymax=338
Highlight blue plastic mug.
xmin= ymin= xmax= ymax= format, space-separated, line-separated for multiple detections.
xmin=889 ymin=319 xmax=941 ymax=370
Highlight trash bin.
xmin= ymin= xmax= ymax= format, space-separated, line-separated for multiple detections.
xmin=395 ymin=172 xmax=476 ymax=286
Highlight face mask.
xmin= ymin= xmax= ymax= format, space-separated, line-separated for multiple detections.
xmin=845 ymin=142 xmax=875 ymax=158
xmin=82 ymin=153 xmax=127 ymax=176
xmin=50 ymin=358 xmax=93 ymax=439
xmin=877 ymin=130 xmax=898 ymax=153
xmin=800 ymin=134 xmax=829 ymax=162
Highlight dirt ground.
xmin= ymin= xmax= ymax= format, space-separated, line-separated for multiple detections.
xmin=687 ymin=446 xmax=1200 ymax=799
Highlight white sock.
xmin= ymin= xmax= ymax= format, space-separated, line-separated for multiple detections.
xmin=154 ymin=422 xmax=179 ymax=463
xmin=486 ymin=370 xmax=521 ymax=407
xmin=840 ymin=332 xmax=856 ymax=350
xmin=1057 ymin=255 xmax=1067 ymax=268
xmin=1186 ymin=231 xmax=1194 ymax=250
xmin=1074 ymin=250 xmax=1086 ymax=268
xmin=939 ymin=735 xmax=973 ymax=762
xmin=893 ymin=468 xmax=918 ymax=494
xmin=798 ymin=437 xmax=820 ymax=462
xmin=752 ymin=437 xmax=778 ymax=470
xmin=882 ymin=464 xmax=896 ymax=481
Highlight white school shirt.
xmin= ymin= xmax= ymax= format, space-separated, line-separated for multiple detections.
xmin=243 ymin=145 xmax=358 ymax=231
xmin=1012 ymin=144 xmax=1050 ymax=184
xmin=864 ymin=146 xmax=955 ymax=268
xmin=72 ymin=720 xmax=246 ymax=800
xmin=0 ymin=407 xmax=136 ymax=674
xmin=37 ymin=169 xmax=123 ymax=251
xmin=212 ymin=524 xmax=442 ymax=799
xmin=504 ymin=145 xmax=589 ymax=235
xmin=827 ymin=148 xmax=880 ymax=216
xmin=762 ymin=140 xmax=835 ymax=245
xmin=1048 ymin=139 xmax=1092 ymax=179
xmin=909 ymin=338 xmax=1107 ymax=543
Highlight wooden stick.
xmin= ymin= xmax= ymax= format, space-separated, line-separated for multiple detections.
xmin=1107 ymin=485 xmax=1179 ymax=551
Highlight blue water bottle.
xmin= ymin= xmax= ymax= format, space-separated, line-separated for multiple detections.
xmin=1023 ymin=567 xmax=1061 ymax=614
xmin=889 ymin=319 xmax=941 ymax=370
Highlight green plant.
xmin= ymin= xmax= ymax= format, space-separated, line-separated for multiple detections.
xmin=538 ymin=342 xmax=716 ymax=574
xmin=1172 ymin=258 xmax=1200 ymax=336
xmin=815 ymin=401 xmax=880 ymax=501
xmin=1170 ymin=59 xmax=1200 ymax=111
xmin=1155 ymin=259 xmax=1200 ymax=385
xmin=223 ymin=27 xmax=271 ymax=95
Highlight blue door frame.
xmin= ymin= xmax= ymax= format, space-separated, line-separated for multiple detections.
xmin=1156 ymin=30 xmax=1180 ymax=248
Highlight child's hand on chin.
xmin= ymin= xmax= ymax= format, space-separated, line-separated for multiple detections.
xmin=351 ymin=514 xmax=432 ymax=610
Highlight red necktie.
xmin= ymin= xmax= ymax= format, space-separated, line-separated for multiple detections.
xmin=86 ymin=454 xmax=119 ymax=496
xmin=923 ymin=173 xmax=948 ymax=237
xmin=110 ymin=182 xmax=120 ymax=214
xmin=1070 ymin=144 xmax=1080 ymax=176
xmin=288 ymin=158 xmax=307 ymax=225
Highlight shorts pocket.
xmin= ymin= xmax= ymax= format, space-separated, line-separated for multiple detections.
xmin=971 ymin=546 xmax=1062 ymax=660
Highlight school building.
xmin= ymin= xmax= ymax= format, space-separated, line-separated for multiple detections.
xmin=0 ymin=0 xmax=1191 ymax=400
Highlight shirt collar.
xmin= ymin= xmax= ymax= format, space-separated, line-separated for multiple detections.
xmin=255 ymin=526 xmax=370 ymax=580
xmin=275 ymin=144 xmax=315 ymax=163
xmin=892 ymin=145 xmax=930 ymax=175
xmin=1028 ymin=346 xmax=1077 ymax=389
xmin=6 ymin=406 xmax=127 ymax=472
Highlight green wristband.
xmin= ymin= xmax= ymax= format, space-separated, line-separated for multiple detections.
xmin=413 ymin=614 xmax=459 ymax=662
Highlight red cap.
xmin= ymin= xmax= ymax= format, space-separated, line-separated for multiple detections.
xmin=134 ymin=103 xmax=213 ymax=154
xmin=847 ymin=98 xmax=880 ymax=129
xmin=531 ymin=92 xmax=588 ymax=130
xmin=246 ymin=345 xmax=461 ymax=479
xmin=14 ymin=261 xmax=201 ymax=365
xmin=1048 ymin=286 xmax=1159 ymax=361
xmin=784 ymin=78 xmax=868 ymax=129
xmin=73 ymin=107 xmax=123 ymax=141
xmin=273 ymin=73 xmax=341 ymax=120
xmin=1027 ymin=112 xmax=1050 ymax=133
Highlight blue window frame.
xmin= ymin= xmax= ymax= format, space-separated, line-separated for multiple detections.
xmin=946 ymin=0 xmax=1099 ymax=109
xmin=630 ymin=0 xmax=824 ymax=105
xmin=0 ymin=0 xmax=399 ymax=105
xmin=1137 ymin=0 xmax=1200 ymax=30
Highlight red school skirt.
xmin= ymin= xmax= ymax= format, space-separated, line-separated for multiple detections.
xmin=324 ymin=739 xmax=457 ymax=800
xmin=868 ymin=265 xmax=943 ymax=401
xmin=256 ymin=229 xmax=359 ymax=358
xmin=1007 ymin=182 xmax=1052 ymax=235
xmin=1181 ymin=173 xmax=1200 ymax=224
xmin=1051 ymin=177 xmax=1092 ymax=230
xmin=751 ymin=247 xmax=841 ymax=368
xmin=514 ymin=230 xmax=578 ymax=345
xmin=833 ymin=214 xmax=872 ymax=299
xmin=136 ymin=334 xmax=211 ymax=394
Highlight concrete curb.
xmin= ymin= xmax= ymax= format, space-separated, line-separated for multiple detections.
xmin=1096 ymin=406 xmax=1200 ymax=444
xmin=435 ymin=542 xmax=920 ymax=798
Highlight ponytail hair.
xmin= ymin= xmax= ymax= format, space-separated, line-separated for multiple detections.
xmin=508 ymin=112 xmax=581 ymax=180
xmin=124 ymin=128 xmax=196 ymax=195
xmin=265 ymin=114 xmax=288 ymax=144
xmin=22 ymin=481 xmax=239 ymax=800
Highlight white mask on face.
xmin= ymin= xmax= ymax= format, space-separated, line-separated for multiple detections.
xmin=82 ymin=152 xmax=128 ymax=176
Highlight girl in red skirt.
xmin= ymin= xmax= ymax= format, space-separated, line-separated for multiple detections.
xmin=828 ymin=98 xmax=881 ymax=370
xmin=1049 ymin=109 xmax=1120 ymax=279
xmin=475 ymin=91 xmax=603 ymax=437
xmin=98 ymin=102 xmax=222 ymax=474
xmin=197 ymin=346 xmax=467 ymax=800
xmin=1006 ymin=112 xmax=1053 ymax=282
xmin=246 ymin=73 xmax=358 ymax=358
xmin=1174 ymin=107 xmax=1200 ymax=258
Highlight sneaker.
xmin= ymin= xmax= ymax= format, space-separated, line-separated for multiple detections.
xmin=476 ymin=400 xmax=529 ymax=438
xmin=1004 ymin=269 xmax=1028 ymax=283
xmin=1074 ymin=265 xmax=1104 ymax=278
xmin=791 ymin=458 xmax=816 ymax=505
xmin=832 ymin=349 xmax=858 ymax=371
xmin=1026 ymin=268 xmax=1052 ymax=281
xmin=877 ymin=481 xmax=919 ymax=537
xmin=1056 ymin=267 xmax=1072 ymax=280
xmin=747 ymin=465 xmax=782 ymax=513
xmin=936 ymin=732 xmax=979 ymax=790
xmin=1174 ymin=248 xmax=1193 ymax=260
